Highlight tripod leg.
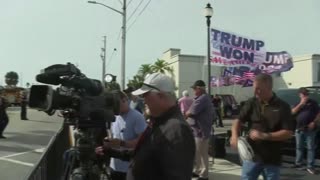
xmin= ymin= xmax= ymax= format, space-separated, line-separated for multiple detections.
xmin=62 ymin=149 xmax=77 ymax=180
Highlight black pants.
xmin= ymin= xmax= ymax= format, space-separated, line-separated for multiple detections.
xmin=21 ymin=104 xmax=27 ymax=119
xmin=215 ymin=109 xmax=223 ymax=126
xmin=110 ymin=170 xmax=126 ymax=180
xmin=0 ymin=117 xmax=9 ymax=135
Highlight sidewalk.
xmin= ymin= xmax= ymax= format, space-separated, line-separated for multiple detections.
xmin=206 ymin=158 xmax=250 ymax=180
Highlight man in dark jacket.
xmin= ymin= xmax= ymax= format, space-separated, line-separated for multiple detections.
xmin=97 ymin=73 xmax=195 ymax=180
xmin=20 ymin=90 xmax=28 ymax=120
xmin=0 ymin=96 xmax=9 ymax=138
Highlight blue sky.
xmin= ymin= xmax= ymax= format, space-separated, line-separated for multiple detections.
xmin=0 ymin=0 xmax=319 ymax=86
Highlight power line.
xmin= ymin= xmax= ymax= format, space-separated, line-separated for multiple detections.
xmin=116 ymin=0 xmax=122 ymax=5
xmin=127 ymin=0 xmax=152 ymax=32
xmin=127 ymin=0 xmax=134 ymax=7
xmin=127 ymin=0 xmax=145 ymax=23
xmin=106 ymin=48 xmax=117 ymax=69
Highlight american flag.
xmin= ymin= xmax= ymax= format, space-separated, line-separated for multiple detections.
xmin=243 ymin=72 xmax=255 ymax=80
xmin=232 ymin=74 xmax=243 ymax=83
xmin=217 ymin=78 xmax=225 ymax=86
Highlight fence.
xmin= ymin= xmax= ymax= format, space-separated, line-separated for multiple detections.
xmin=25 ymin=124 xmax=71 ymax=180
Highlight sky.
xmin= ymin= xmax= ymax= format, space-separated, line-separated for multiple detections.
xmin=0 ymin=0 xmax=319 ymax=87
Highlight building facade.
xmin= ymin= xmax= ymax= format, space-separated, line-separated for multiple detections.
xmin=162 ymin=48 xmax=220 ymax=98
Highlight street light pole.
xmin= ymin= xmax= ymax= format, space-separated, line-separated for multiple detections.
xmin=88 ymin=0 xmax=127 ymax=90
xmin=102 ymin=36 xmax=106 ymax=84
xmin=204 ymin=3 xmax=213 ymax=95
xmin=121 ymin=0 xmax=127 ymax=90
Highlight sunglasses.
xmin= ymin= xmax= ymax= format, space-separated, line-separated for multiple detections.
xmin=143 ymin=83 xmax=161 ymax=92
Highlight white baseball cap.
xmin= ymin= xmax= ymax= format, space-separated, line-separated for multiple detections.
xmin=132 ymin=73 xmax=175 ymax=96
xmin=237 ymin=136 xmax=255 ymax=162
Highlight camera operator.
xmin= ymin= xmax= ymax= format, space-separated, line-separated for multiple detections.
xmin=20 ymin=90 xmax=29 ymax=120
xmin=96 ymin=91 xmax=147 ymax=180
xmin=98 ymin=73 xmax=195 ymax=180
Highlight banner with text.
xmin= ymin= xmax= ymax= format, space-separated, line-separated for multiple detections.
xmin=210 ymin=29 xmax=293 ymax=75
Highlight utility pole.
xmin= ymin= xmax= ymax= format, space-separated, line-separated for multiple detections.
xmin=88 ymin=0 xmax=127 ymax=90
xmin=120 ymin=0 xmax=127 ymax=90
xmin=101 ymin=36 xmax=106 ymax=84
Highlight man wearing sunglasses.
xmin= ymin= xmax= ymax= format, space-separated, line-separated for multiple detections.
xmin=101 ymin=73 xmax=195 ymax=180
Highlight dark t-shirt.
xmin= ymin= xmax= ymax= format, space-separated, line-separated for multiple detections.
xmin=295 ymin=99 xmax=319 ymax=129
xmin=212 ymin=98 xmax=221 ymax=108
xmin=239 ymin=95 xmax=294 ymax=165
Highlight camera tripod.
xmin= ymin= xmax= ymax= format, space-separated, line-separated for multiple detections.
xmin=61 ymin=128 xmax=111 ymax=180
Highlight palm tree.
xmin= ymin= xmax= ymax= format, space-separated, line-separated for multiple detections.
xmin=138 ymin=64 xmax=153 ymax=78
xmin=105 ymin=81 xmax=121 ymax=91
xmin=5 ymin=71 xmax=19 ymax=87
xmin=151 ymin=59 xmax=174 ymax=77
xmin=127 ymin=75 xmax=144 ymax=89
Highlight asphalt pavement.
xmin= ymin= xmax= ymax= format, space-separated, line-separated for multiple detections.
xmin=0 ymin=107 xmax=63 ymax=180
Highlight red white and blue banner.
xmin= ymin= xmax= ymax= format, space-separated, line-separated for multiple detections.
xmin=210 ymin=28 xmax=294 ymax=87
xmin=210 ymin=28 xmax=293 ymax=74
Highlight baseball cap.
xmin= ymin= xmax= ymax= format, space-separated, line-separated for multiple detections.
xmin=191 ymin=80 xmax=206 ymax=88
xmin=237 ymin=136 xmax=255 ymax=162
xmin=132 ymin=73 xmax=175 ymax=96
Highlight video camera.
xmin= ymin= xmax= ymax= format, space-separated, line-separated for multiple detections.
xmin=29 ymin=63 xmax=121 ymax=179
xmin=28 ymin=62 xmax=120 ymax=128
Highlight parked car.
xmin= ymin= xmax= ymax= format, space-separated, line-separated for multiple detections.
xmin=275 ymin=86 xmax=320 ymax=159
xmin=215 ymin=94 xmax=239 ymax=118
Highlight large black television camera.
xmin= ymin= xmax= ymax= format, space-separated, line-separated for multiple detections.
xmin=28 ymin=63 xmax=120 ymax=180
xmin=29 ymin=62 xmax=120 ymax=128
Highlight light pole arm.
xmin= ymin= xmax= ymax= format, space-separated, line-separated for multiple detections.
xmin=88 ymin=1 xmax=123 ymax=15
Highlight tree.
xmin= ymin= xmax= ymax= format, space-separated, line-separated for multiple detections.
xmin=151 ymin=59 xmax=174 ymax=76
xmin=127 ymin=75 xmax=144 ymax=90
xmin=105 ymin=81 xmax=121 ymax=92
xmin=138 ymin=64 xmax=153 ymax=78
xmin=126 ymin=59 xmax=175 ymax=90
xmin=5 ymin=71 xmax=19 ymax=86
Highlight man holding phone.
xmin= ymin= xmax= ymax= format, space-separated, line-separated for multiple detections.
xmin=96 ymin=91 xmax=146 ymax=180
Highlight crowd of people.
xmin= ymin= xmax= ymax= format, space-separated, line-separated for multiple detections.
xmin=95 ymin=72 xmax=320 ymax=180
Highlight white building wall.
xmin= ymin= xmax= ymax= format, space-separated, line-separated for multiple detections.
xmin=162 ymin=49 xmax=204 ymax=97
xmin=279 ymin=55 xmax=313 ymax=88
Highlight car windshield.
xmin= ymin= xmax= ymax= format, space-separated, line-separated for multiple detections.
xmin=275 ymin=88 xmax=320 ymax=107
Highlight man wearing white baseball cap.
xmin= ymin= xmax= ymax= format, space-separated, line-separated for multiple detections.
xmin=103 ymin=73 xmax=195 ymax=180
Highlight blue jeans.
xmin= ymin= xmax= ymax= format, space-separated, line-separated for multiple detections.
xmin=295 ymin=129 xmax=316 ymax=168
xmin=241 ymin=161 xmax=280 ymax=180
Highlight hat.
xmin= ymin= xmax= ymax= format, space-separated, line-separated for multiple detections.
xmin=191 ymin=80 xmax=206 ymax=88
xmin=132 ymin=73 xmax=175 ymax=96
